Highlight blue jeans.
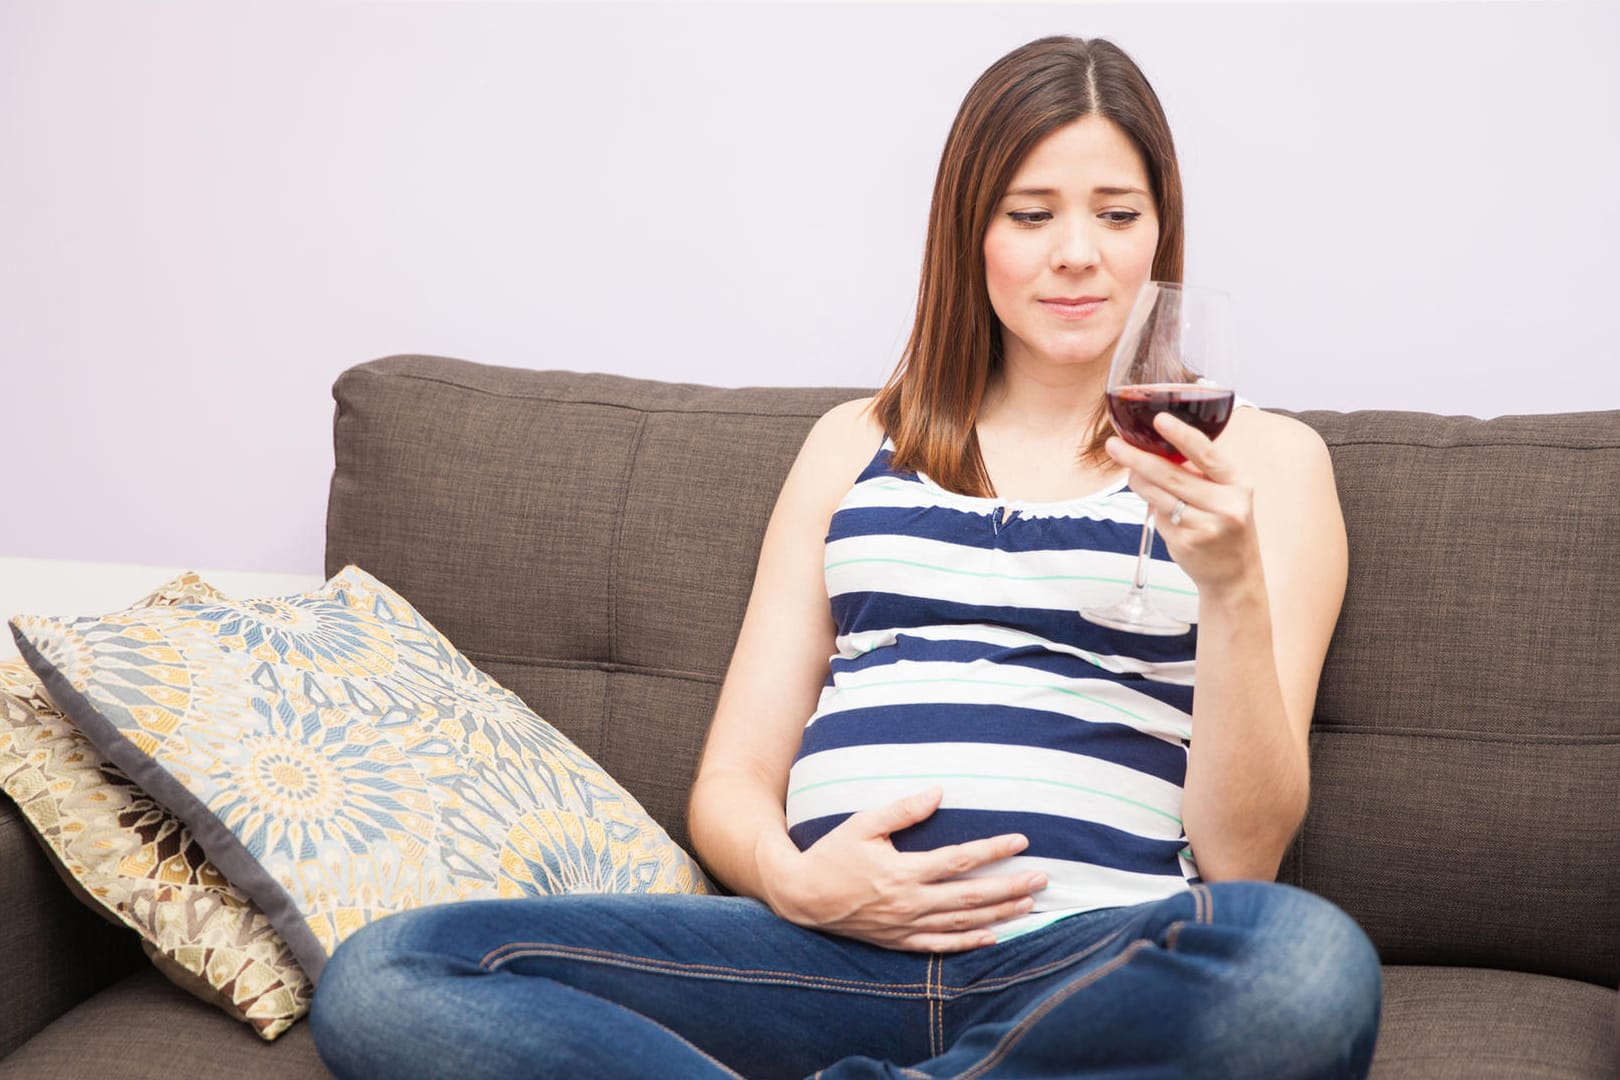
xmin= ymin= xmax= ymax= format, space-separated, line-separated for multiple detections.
xmin=311 ymin=881 xmax=1381 ymax=1079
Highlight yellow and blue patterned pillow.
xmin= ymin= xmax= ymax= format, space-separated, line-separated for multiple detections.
xmin=10 ymin=565 xmax=709 ymax=983
xmin=1 ymin=572 xmax=312 ymax=1040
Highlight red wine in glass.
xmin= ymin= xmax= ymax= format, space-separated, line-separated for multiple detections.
xmin=1081 ymin=281 xmax=1234 ymax=636
xmin=1106 ymin=383 xmax=1236 ymax=463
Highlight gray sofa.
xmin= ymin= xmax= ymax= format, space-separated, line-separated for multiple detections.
xmin=2 ymin=354 xmax=1616 ymax=1078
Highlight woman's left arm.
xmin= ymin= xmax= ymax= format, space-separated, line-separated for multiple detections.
xmin=1106 ymin=408 xmax=1348 ymax=881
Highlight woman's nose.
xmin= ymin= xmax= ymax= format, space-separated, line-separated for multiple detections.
xmin=1049 ymin=221 xmax=1100 ymax=272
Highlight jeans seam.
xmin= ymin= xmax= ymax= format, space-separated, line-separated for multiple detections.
xmin=481 ymin=942 xmax=931 ymax=997
xmin=951 ymin=888 xmax=1211 ymax=1077
xmin=1186 ymin=882 xmax=1213 ymax=927
xmin=952 ymin=939 xmax=1156 ymax=1080
xmin=1163 ymin=884 xmax=1211 ymax=956
xmin=928 ymin=954 xmax=943 ymax=1059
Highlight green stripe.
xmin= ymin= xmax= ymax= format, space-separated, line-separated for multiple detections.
xmin=824 ymin=556 xmax=1197 ymax=598
xmin=827 ymin=675 xmax=1192 ymax=741
xmin=992 ymin=908 xmax=1080 ymax=943
xmin=787 ymin=770 xmax=1182 ymax=827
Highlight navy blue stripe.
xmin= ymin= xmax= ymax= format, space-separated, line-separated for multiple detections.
xmin=829 ymin=503 xmax=1163 ymax=560
xmin=831 ymin=591 xmax=1196 ymax=664
xmin=793 ymin=703 xmax=1188 ymax=786
xmin=828 ymin=636 xmax=1195 ymax=714
xmin=787 ymin=808 xmax=1186 ymax=878
xmin=853 ymin=448 xmax=910 ymax=486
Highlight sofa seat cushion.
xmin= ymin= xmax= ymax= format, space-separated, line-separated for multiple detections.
xmin=4 ymin=962 xmax=1611 ymax=1078
xmin=0 ymin=967 xmax=330 ymax=1079
xmin=1371 ymin=965 xmax=1618 ymax=1078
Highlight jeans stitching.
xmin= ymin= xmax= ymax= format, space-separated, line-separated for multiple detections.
xmin=933 ymin=958 xmax=946 ymax=1062
xmin=1195 ymin=883 xmax=1213 ymax=924
xmin=481 ymin=942 xmax=932 ymax=997
xmin=952 ymin=939 xmax=1156 ymax=1080
xmin=936 ymin=955 xmax=944 ymax=1059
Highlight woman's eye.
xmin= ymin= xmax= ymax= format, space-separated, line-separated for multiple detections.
xmin=1006 ymin=210 xmax=1051 ymax=226
xmin=1100 ymin=210 xmax=1143 ymax=227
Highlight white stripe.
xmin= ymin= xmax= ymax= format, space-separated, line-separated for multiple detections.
xmin=785 ymin=743 xmax=1183 ymax=840
xmin=811 ymin=659 xmax=1193 ymax=743
xmin=958 ymin=855 xmax=1191 ymax=937
xmin=838 ymin=474 xmax=1147 ymax=526
xmin=825 ymin=533 xmax=1200 ymax=625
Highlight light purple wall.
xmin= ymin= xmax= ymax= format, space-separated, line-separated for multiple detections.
xmin=4 ymin=1 xmax=1616 ymax=575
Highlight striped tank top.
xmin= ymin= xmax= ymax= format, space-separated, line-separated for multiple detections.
xmin=784 ymin=436 xmax=1202 ymax=940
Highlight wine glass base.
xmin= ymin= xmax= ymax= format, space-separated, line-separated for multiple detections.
xmin=1080 ymin=596 xmax=1190 ymax=637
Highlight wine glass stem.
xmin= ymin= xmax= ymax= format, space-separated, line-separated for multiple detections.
xmin=1131 ymin=512 xmax=1158 ymax=593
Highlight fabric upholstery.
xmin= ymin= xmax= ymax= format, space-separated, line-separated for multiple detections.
xmin=7 ymin=355 xmax=1613 ymax=1074
xmin=330 ymin=358 xmax=1620 ymax=989
xmin=325 ymin=357 xmax=867 ymax=849
xmin=1370 ymin=966 xmax=1618 ymax=1078
xmin=1280 ymin=409 xmax=1620 ymax=986
xmin=12 ymin=565 xmax=709 ymax=984
xmin=0 ymin=968 xmax=331 ymax=1080
xmin=0 ymin=798 xmax=144 ymax=1059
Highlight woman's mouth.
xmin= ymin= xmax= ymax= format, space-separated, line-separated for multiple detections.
xmin=1039 ymin=297 xmax=1105 ymax=319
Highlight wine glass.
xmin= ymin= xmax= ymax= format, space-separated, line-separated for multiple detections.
xmin=1080 ymin=282 xmax=1235 ymax=636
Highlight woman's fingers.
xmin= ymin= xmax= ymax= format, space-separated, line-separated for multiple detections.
xmin=909 ymin=831 xmax=1029 ymax=879
xmin=876 ymin=887 xmax=1045 ymax=953
xmin=845 ymin=786 xmax=944 ymax=840
xmin=798 ymin=796 xmax=1049 ymax=951
xmin=1149 ymin=413 xmax=1233 ymax=483
xmin=921 ymin=874 xmax=1046 ymax=918
xmin=890 ymin=883 xmax=1045 ymax=951
xmin=896 ymin=930 xmax=1004 ymax=954
xmin=1106 ymin=425 xmax=1248 ymax=526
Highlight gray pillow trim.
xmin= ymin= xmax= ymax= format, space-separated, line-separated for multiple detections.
xmin=11 ymin=626 xmax=330 ymax=985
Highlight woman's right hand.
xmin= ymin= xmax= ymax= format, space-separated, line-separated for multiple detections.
xmin=757 ymin=787 xmax=1048 ymax=952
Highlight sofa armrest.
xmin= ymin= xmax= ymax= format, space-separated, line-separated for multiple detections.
xmin=0 ymin=796 xmax=144 ymax=1058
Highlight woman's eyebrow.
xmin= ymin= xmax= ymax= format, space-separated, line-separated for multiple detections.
xmin=1001 ymin=185 xmax=1150 ymax=198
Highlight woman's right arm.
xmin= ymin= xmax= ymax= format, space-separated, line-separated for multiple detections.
xmin=687 ymin=400 xmax=1045 ymax=952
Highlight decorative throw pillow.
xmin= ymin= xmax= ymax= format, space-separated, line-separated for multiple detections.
xmin=10 ymin=565 xmax=710 ymax=985
xmin=0 ymin=572 xmax=312 ymax=1040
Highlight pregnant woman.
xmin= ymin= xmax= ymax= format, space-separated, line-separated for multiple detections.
xmin=312 ymin=34 xmax=1382 ymax=1079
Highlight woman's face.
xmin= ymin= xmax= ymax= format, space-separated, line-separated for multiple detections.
xmin=982 ymin=115 xmax=1160 ymax=377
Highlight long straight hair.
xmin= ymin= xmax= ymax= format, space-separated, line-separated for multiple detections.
xmin=871 ymin=37 xmax=1184 ymax=496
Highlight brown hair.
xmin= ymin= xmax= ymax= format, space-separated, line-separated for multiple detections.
xmin=871 ymin=36 xmax=1184 ymax=496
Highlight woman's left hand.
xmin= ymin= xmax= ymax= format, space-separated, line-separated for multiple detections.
xmin=1104 ymin=412 xmax=1262 ymax=595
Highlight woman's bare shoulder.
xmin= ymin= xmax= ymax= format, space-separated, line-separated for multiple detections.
xmin=1222 ymin=407 xmax=1333 ymax=482
xmin=774 ymin=396 xmax=885 ymax=517
xmin=816 ymin=396 xmax=884 ymax=441
xmin=799 ymin=396 xmax=885 ymax=476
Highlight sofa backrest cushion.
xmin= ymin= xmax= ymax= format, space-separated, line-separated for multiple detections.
xmin=327 ymin=356 xmax=860 ymax=859
xmin=1282 ymin=408 xmax=1619 ymax=987
xmin=327 ymin=356 xmax=1619 ymax=988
